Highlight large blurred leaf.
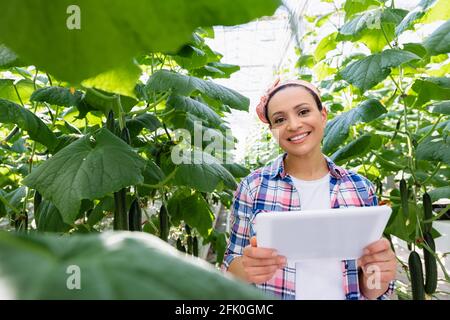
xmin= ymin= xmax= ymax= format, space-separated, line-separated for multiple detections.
xmin=416 ymin=136 xmax=450 ymax=165
xmin=81 ymin=65 xmax=142 ymax=98
xmin=169 ymin=149 xmax=237 ymax=192
xmin=340 ymin=49 xmax=420 ymax=91
xmin=146 ymin=70 xmax=249 ymax=111
xmin=23 ymin=128 xmax=146 ymax=224
xmin=222 ymin=163 xmax=251 ymax=178
xmin=395 ymin=0 xmax=437 ymax=36
xmin=0 ymin=98 xmax=57 ymax=150
xmin=423 ymin=19 xmax=450 ymax=56
xmin=167 ymin=191 xmax=214 ymax=238
xmin=411 ymin=77 xmax=450 ymax=107
xmin=0 ymin=231 xmax=266 ymax=299
xmin=0 ymin=0 xmax=279 ymax=85
xmin=323 ymin=99 xmax=386 ymax=154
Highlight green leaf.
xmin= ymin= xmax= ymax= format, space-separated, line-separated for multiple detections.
xmin=126 ymin=113 xmax=161 ymax=137
xmin=23 ymin=128 xmax=146 ymax=224
xmin=167 ymin=191 xmax=214 ymax=238
xmin=166 ymin=94 xmax=222 ymax=126
xmin=428 ymin=100 xmax=450 ymax=115
xmin=423 ymin=19 xmax=450 ymax=56
xmin=173 ymin=45 xmax=208 ymax=70
xmin=340 ymin=49 xmax=420 ymax=91
xmin=323 ymin=99 xmax=386 ymax=154
xmin=221 ymin=163 xmax=251 ymax=178
xmin=314 ymin=32 xmax=337 ymax=61
xmin=81 ymin=65 xmax=142 ymax=98
xmin=34 ymin=200 xmax=72 ymax=233
xmin=296 ymin=54 xmax=315 ymax=69
xmin=420 ymin=0 xmax=450 ymax=24
xmin=0 ymin=231 xmax=267 ymax=299
xmin=30 ymin=86 xmax=84 ymax=108
xmin=146 ymin=70 xmax=249 ymax=111
xmin=411 ymin=77 xmax=450 ymax=107
xmin=0 ymin=45 xmax=19 ymax=68
xmin=191 ymin=62 xmax=240 ymax=79
xmin=428 ymin=186 xmax=450 ymax=202
xmin=0 ymin=98 xmax=57 ymax=150
xmin=330 ymin=134 xmax=372 ymax=163
xmin=0 ymin=0 xmax=279 ymax=85
xmin=395 ymin=0 xmax=437 ymax=36
xmin=416 ymin=136 xmax=450 ymax=165
xmin=343 ymin=0 xmax=381 ymax=21
xmin=141 ymin=160 xmax=166 ymax=186
xmin=0 ymin=187 xmax=26 ymax=216
xmin=83 ymin=88 xmax=138 ymax=116
xmin=0 ymin=79 xmax=36 ymax=105
xmin=340 ymin=8 xmax=407 ymax=52
xmin=169 ymin=149 xmax=237 ymax=192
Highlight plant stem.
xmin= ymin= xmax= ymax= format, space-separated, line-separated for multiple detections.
xmin=417 ymin=115 xmax=444 ymax=145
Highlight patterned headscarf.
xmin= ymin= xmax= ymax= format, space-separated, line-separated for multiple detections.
xmin=256 ymin=78 xmax=321 ymax=124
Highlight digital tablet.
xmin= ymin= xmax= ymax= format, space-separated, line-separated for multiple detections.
xmin=254 ymin=205 xmax=392 ymax=261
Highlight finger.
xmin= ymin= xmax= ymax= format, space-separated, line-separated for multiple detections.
xmin=244 ymin=265 xmax=280 ymax=276
xmin=361 ymin=261 xmax=397 ymax=274
xmin=250 ymin=236 xmax=257 ymax=247
xmin=249 ymin=273 xmax=276 ymax=284
xmin=243 ymin=255 xmax=286 ymax=267
xmin=360 ymin=250 xmax=396 ymax=266
xmin=244 ymin=245 xmax=278 ymax=259
xmin=361 ymin=270 xmax=396 ymax=284
xmin=364 ymin=238 xmax=390 ymax=254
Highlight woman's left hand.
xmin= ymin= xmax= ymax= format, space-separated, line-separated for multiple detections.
xmin=358 ymin=238 xmax=397 ymax=297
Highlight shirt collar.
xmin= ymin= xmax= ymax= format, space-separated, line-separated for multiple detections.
xmin=267 ymin=152 xmax=344 ymax=180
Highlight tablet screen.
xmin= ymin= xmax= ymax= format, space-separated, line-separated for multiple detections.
xmin=254 ymin=205 xmax=392 ymax=260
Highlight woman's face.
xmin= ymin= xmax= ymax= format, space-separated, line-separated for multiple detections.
xmin=267 ymin=86 xmax=327 ymax=158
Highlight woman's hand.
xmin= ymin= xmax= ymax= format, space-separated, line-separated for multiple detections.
xmin=358 ymin=238 xmax=397 ymax=299
xmin=242 ymin=236 xmax=286 ymax=284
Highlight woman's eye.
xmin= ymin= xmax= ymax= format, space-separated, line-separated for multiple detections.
xmin=274 ymin=117 xmax=285 ymax=124
xmin=298 ymin=109 xmax=309 ymax=116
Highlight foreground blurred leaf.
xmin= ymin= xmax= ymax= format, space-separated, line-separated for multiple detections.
xmin=0 ymin=231 xmax=267 ymax=299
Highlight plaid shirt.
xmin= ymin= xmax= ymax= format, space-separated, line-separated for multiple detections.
xmin=222 ymin=152 xmax=395 ymax=300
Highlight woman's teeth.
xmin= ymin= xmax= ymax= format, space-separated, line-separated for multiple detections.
xmin=289 ymin=132 xmax=310 ymax=141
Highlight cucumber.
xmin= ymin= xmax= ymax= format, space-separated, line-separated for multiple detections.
xmin=159 ymin=205 xmax=169 ymax=242
xmin=185 ymin=224 xmax=193 ymax=255
xmin=128 ymin=198 xmax=142 ymax=232
xmin=120 ymin=127 xmax=131 ymax=145
xmin=408 ymin=251 xmax=425 ymax=300
xmin=34 ymin=190 xmax=42 ymax=214
xmin=106 ymin=110 xmax=115 ymax=133
xmin=113 ymin=188 xmax=128 ymax=230
xmin=400 ymin=179 xmax=409 ymax=219
xmin=423 ymin=193 xmax=433 ymax=233
xmin=423 ymin=232 xmax=437 ymax=295
xmin=176 ymin=238 xmax=186 ymax=253
xmin=193 ymin=236 xmax=199 ymax=257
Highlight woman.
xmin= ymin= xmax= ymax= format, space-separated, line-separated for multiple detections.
xmin=222 ymin=79 xmax=396 ymax=300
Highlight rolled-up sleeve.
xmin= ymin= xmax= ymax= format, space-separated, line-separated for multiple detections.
xmin=221 ymin=178 xmax=254 ymax=272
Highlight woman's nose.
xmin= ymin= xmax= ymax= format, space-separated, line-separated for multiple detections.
xmin=286 ymin=117 xmax=301 ymax=131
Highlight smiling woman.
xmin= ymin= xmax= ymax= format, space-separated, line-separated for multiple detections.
xmin=221 ymin=79 xmax=397 ymax=300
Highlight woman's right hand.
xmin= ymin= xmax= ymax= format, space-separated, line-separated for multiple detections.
xmin=242 ymin=236 xmax=287 ymax=284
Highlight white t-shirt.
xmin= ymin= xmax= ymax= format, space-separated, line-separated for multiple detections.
xmin=290 ymin=173 xmax=346 ymax=300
